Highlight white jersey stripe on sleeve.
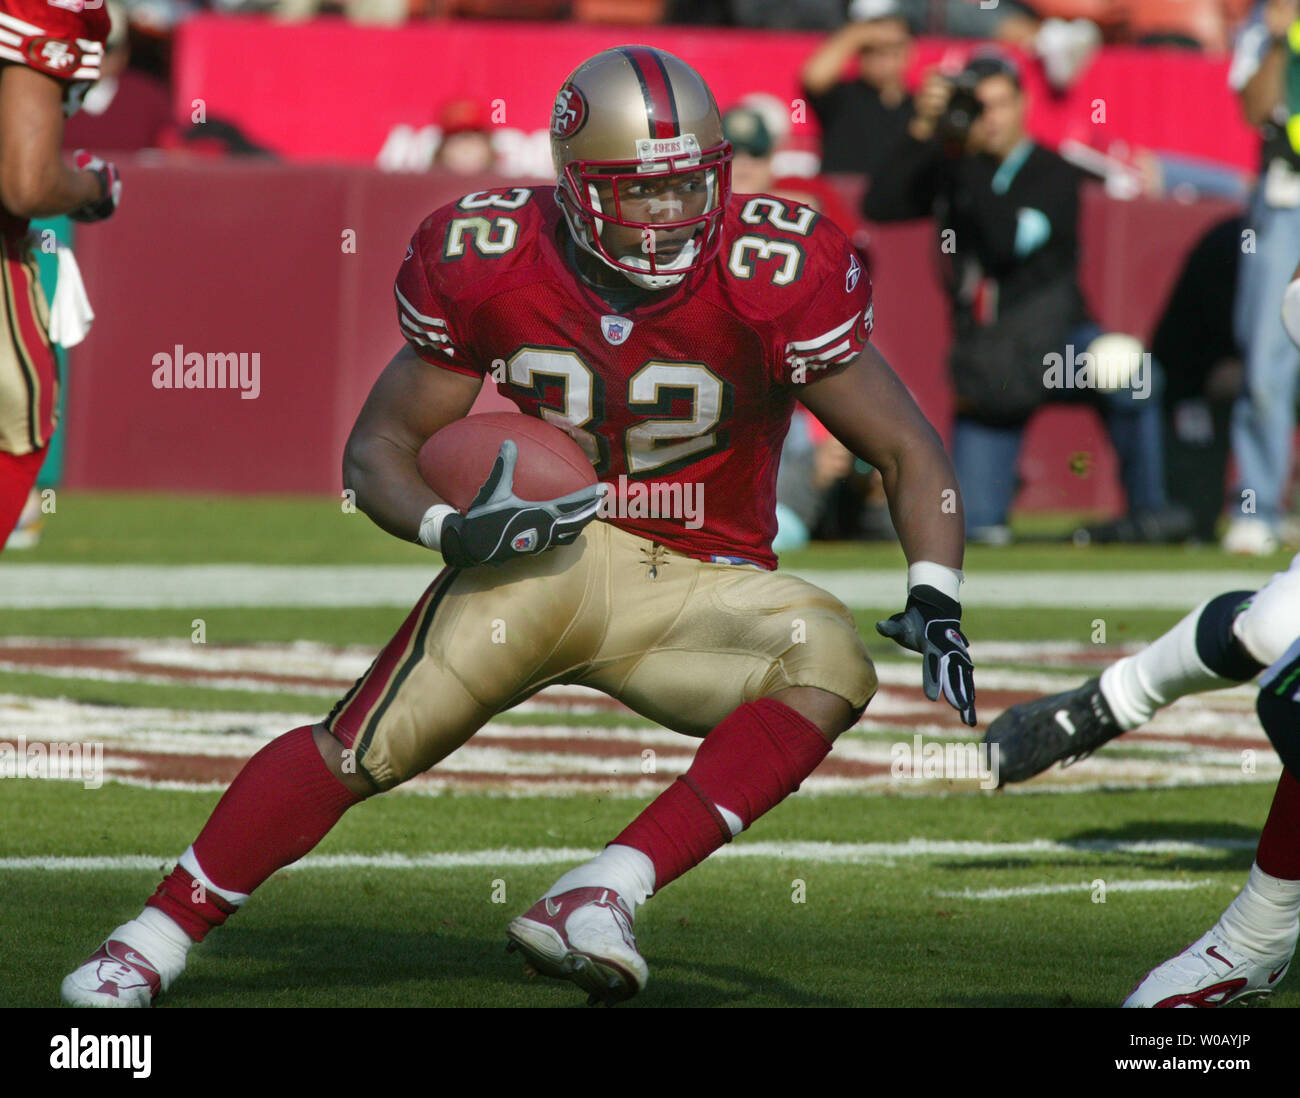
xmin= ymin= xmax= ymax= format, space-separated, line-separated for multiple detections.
xmin=785 ymin=311 xmax=861 ymax=353
xmin=395 ymin=286 xmax=448 ymax=328
xmin=0 ymin=11 xmax=46 ymax=36
xmin=399 ymin=314 xmax=449 ymax=343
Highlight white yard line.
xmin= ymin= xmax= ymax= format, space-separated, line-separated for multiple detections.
xmin=936 ymin=880 xmax=1223 ymax=900
xmin=0 ymin=837 xmax=1256 ymax=874
xmin=0 ymin=564 xmax=1278 ymax=609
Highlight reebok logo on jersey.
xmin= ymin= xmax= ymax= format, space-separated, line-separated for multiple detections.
xmin=846 ymin=252 xmax=861 ymax=293
xmin=601 ymin=315 xmax=633 ymax=345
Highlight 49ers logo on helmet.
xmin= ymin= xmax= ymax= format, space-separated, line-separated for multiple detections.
xmin=24 ymin=38 xmax=82 ymax=76
xmin=551 ymin=85 xmax=588 ymax=139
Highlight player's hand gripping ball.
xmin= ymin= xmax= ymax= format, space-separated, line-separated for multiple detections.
xmin=418 ymin=413 xmax=605 ymax=568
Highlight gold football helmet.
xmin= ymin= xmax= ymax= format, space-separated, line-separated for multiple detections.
xmin=550 ymin=46 xmax=732 ymax=290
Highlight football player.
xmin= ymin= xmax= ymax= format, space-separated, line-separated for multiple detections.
xmin=983 ymin=276 xmax=1300 ymax=1005
xmin=62 ymin=46 xmax=975 ymax=1007
xmin=0 ymin=0 xmax=120 ymax=547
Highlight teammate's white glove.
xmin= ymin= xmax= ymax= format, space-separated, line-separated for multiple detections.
xmin=876 ymin=585 xmax=977 ymax=726
xmin=69 ymin=150 xmax=121 ymax=223
xmin=432 ymin=440 xmax=605 ymax=568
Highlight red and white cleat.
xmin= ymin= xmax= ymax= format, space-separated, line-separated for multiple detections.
xmin=507 ymin=887 xmax=649 ymax=1005
xmin=1124 ymin=925 xmax=1295 ymax=1007
xmin=61 ymin=940 xmax=163 ymax=1008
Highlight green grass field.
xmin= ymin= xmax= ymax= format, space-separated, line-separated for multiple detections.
xmin=1 ymin=494 xmax=1295 ymax=1008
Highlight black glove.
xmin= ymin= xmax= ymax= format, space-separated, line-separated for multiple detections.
xmin=439 ymin=439 xmax=605 ymax=568
xmin=876 ymin=584 xmax=977 ymax=726
xmin=69 ymin=150 xmax=121 ymax=223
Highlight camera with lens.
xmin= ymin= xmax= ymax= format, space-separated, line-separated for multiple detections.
xmin=936 ymin=68 xmax=985 ymax=148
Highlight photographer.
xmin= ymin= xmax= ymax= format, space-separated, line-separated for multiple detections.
xmin=864 ymin=53 xmax=1186 ymax=545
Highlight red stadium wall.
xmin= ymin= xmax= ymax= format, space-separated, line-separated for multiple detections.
xmin=63 ymin=160 xmax=1241 ymax=516
xmin=172 ymin=16 xmax=1261 ymax=172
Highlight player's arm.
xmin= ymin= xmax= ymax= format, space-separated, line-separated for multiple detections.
xmin=0 ymin=63 xmax=106 ymax=218
xmin=800 ymin=341 xmax=963 ymax=570
xmin=342 ymin=345 xmax=482 ymax=544
xmin=800 ymin=21 xmax=877 ymax=98
xmin=800 ymin=343 xmax=976 ymax=725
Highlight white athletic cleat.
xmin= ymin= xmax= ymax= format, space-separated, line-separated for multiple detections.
xmin=61 ymin=939 xmax=164 ymax=1008
xmin=1124 ymin=925 xmax=1296 ymax=1007
xmin=506 ymin=886 xmax=648 ymax=1005
xmin=1222 ymin=518 xmax=1279 ymax=558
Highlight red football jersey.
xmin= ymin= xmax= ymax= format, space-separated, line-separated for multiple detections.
xmin=0 ymin=0 xmax=109 ymax=240
xmin=0 ymin=0 xmax=108 ymax=96
xmin=395 ymin=186 xmax=874 ymax=569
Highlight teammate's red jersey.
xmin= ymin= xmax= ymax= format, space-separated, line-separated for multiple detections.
xmin=396 ymin=186 xmax=874 ymax=569
xmin=0 ymin=0 xmax=109 ymax=241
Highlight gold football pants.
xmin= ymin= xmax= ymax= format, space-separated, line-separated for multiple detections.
xmin=325 ymin=520 xmax=877 ymax=790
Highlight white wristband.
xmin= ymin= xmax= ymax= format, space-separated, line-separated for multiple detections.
xmin=1283 ymin=277 xmax=1300 ymax=352
xmin=908 ymin=561 xmax=964 ymax=603
xmin=417 ymin=504 xmax=458 ymax=551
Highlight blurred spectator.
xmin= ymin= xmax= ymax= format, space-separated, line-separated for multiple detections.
xmin=1057 ymin=138 xmax=1253 ymax=203
xmin=799 ymin=0 xmax=916 ymax=178
xmin=1152 ymin=215 xmax=1245 ymax=541
xmin=432 ymin=99 xmax=497 ymax=174
xmin=157 ymin=118 xmax=278 ymax=158
xmin=775 ymin=408 xmax=895 ymax=548
xmin=722 ymin=106 xmax=867 ymax=243
xmin=667 ymin=0 xmax=845 ymax=29
xmin=864 ymin=52 xmax=1188 ymax=544
xmin=62 ymin=2 xmax=173 ymax=153
xmin=892 ymin=0 xmax=1103 ymax=90
xmin=775 ymin=409 xmax=852 ymax=550
xmin=1222 ymin=0 xmax=1300 ymax=554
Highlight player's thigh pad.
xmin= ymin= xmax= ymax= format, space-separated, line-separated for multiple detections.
xmin=580 ymin=532 xmax=876 ymax=735
xmin=324 ymin=533 xmax=606 ymax=789
xmin=1234 ymin=554 xmax=1300 ymax=667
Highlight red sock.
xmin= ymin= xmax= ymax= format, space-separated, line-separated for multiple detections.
xmin=146 ymin=726 xmax=362 ymax=941
xmin=1256 ymin=770 xmax=1300 ymax=880
xmin=614 ymin=698 xmax=832 ymax=891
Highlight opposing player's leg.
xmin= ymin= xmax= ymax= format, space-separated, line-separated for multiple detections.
xmin=1125 ymin=768 xmax=1300 ymax=1007
xmin=508 ymin=532 xmax=875 ymax=1003
xmin=64 ymin=534 xmax=607 ymax=1006
xmin=984 ymin=583 xmax=1278 ymax=783
xmin=1124 ymin=601 xmax=1300 ymax=1006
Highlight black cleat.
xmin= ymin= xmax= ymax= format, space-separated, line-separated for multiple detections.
xmin=984 ymin=677 xmax=1123 ymax=784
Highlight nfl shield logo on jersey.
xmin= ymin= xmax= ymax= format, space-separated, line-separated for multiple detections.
xmin=601 ymin=316 xmax=633 ymax=345
xmin=512 ymin=529 xmax=539 ymax=553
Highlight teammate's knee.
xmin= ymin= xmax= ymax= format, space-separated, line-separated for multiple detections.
xmin=313 ymin=723 xmax=378 ymax=798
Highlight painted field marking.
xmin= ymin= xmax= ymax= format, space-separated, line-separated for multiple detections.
xmin=0 ymin=564 xmax=1278 ymax=609
xmin=0 ymin=837 xmax=1256 ymax=874
xmin=936 ymin=880 xmax=1222 ymax=900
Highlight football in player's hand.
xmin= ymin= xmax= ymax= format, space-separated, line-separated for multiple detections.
xmin=417 ymin=412 xmax=597 ymax=512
